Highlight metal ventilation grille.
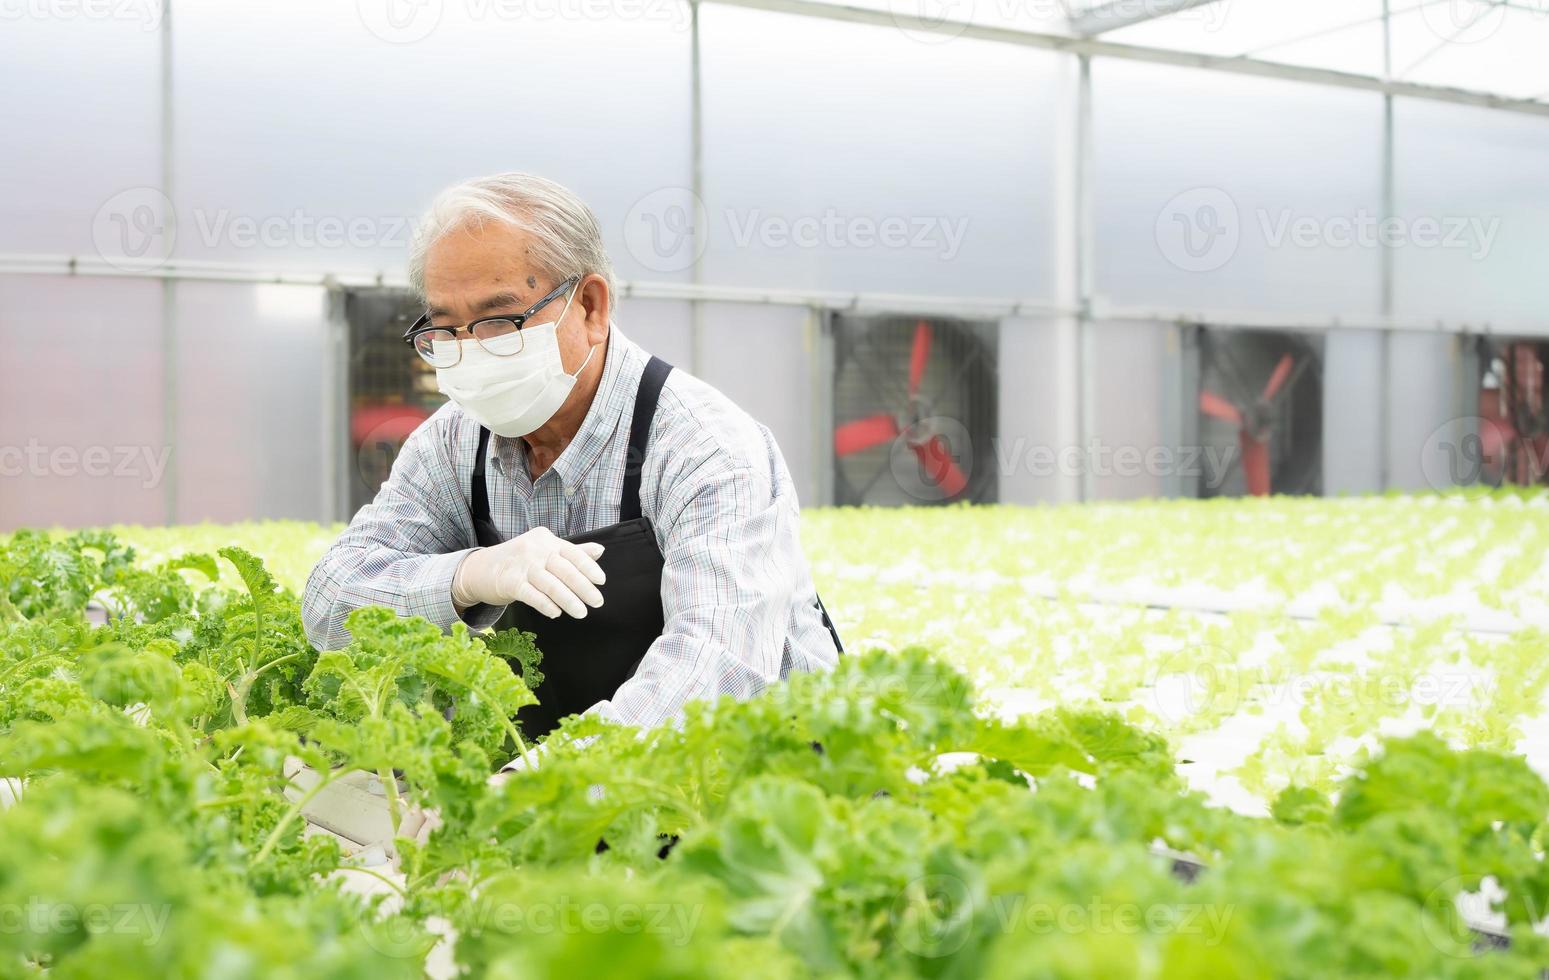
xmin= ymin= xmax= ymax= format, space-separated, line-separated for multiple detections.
xmin=830 ymin=313 xmax=999 ymax=506
xmin=1194 ymin=327 xmax=1323 ymax=497
xmin=344 ymin=288 xmax=441 ymax=515
xmin=1479 ymin=340 xmax=1549 ymax=487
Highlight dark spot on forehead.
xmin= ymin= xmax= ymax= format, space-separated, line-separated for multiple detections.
xmin=527 ymin=275 xmax=537 ymax=289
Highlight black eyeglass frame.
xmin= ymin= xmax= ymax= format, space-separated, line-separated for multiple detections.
xmin=401 ymin=274 xmax=582 ymax=359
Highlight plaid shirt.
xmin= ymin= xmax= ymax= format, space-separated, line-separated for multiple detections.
xmin=303 ymin=325 xmax=839 ymax=734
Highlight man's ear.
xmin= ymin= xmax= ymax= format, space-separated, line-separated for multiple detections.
xmin=577 ymin=274 xmax=611 ymax=343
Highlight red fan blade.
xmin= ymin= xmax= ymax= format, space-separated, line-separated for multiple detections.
xmin=908 ymin=320 xmax=933 ymax=399
xmin=835 ymin=414 xmax=900 ymax=456
xmin=1261 ymin=354 xmax=1295 ymax=401
xmin=1240 ymin=431 xmax=1271 ymax=496
xmin=910 ymin=436 xmax=969 ymax=497
xmin=1199 ymin=390 xmax=1243 ymax=426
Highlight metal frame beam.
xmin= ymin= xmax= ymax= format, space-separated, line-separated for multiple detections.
xmin=1378 ymin=0 xmax=1395 ymax=491
xmin=1068 ymin=0 xmax=1221 ymax=36
xmin=702 ymin=0 xmax=1549 ymax=117
xmin=8 ymin=253 xmax=1549 ymax=337
xmin=158 ymin=0 xmax=178 ymax=525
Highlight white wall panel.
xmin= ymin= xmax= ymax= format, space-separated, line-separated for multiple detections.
xmin=169 ymin=0 xmax=691 ymax=283
xmin=697 ymin=4 xmax=1058 ymax=297
xmin=0 ymin=14 xmax=161 ymax=255
xmin=171 ymin=281 xmax=331 ymax=523
xmin=1094 ymin=61 xmax=1384 ymax=317
xmin=1322 ymin=329 xmax=1384 ymax=495
xmin=613 ymin=298 xmax=693 ymax=372
xmin=696 ymin=303 xmax=818 ymax=505
xmin=1091 ymin=320 xmax=1169 ymax=500
xmin=0 ymin=276 xmax=167 ymax=529
xmin=1393 ymin=100 xmax=1549 ymax=324
xmin=997 ymin=317 xmax=1070 ymax=505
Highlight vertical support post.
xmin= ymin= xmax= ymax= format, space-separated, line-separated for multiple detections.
xmin=808 ymin=304 xmax=834 ymax=506
xmin=689 ymin=0 xmax=706 ymax=377
xmin=1076 ymin=54 xmax=1097 ymax=502
xmin=159 ymin=0 xmax=178 ymax=524
xmin=1378 ymin=0 xmax=1395 ymax=491
xmin=1050 ymin=52 xmax=1088 ymax=505
xmin=322 ymin=287 xmax=351 ymax=523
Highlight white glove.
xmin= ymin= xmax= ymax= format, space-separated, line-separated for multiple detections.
xmin=451 ymin=526 xmax=606 ymax=619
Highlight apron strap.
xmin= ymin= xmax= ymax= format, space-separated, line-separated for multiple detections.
xmin=619 ymin=356 xmax=673 ymax=523
xmin=469 ymin=424 xmax=499 ymax=547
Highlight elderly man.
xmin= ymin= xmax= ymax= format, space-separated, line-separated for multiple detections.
xmin=303 ymin=173 xmax=841 ymax=764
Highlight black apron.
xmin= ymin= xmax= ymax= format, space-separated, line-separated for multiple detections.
xmin=469 ymin=355 xmax=842 ymax=739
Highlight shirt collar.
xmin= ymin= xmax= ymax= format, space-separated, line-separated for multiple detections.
xmin=493 ymin=324 xmax=644 ymax=491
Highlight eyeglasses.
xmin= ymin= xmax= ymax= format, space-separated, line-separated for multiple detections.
xmin=402 ymin=274 xmax=581 ymax=368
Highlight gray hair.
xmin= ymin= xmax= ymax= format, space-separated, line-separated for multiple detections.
xmin=407 ymin=172 xmax=618 ymax=302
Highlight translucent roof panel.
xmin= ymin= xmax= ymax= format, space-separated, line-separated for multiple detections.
xmin=1104 ymin=0 xmax=1382 ymax=71
xmin=793 ymin=0 xmax=1547 ymax=105
xmin=1388 ymin=5 xmax=1549 ymax=101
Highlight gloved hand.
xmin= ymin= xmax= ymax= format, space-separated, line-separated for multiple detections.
xmin=451 ymin=526 xmax=606 ymax=619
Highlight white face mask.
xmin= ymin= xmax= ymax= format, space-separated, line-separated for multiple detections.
xmin=434 ymin=285 xmax=597 ymax=438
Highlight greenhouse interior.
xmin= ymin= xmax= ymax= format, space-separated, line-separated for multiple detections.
xmin=3 ymin=0 xmax=1549 ymax=976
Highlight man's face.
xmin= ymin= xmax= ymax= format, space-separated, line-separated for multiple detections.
xmin=421 ymin=220 xmax=605 ymax=376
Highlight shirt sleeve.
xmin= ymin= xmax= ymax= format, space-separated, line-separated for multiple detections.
xmin=584 ymin=456 xmax=798 ymax=729
xmin=302 ymin=418 xmax=506 ymax=651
